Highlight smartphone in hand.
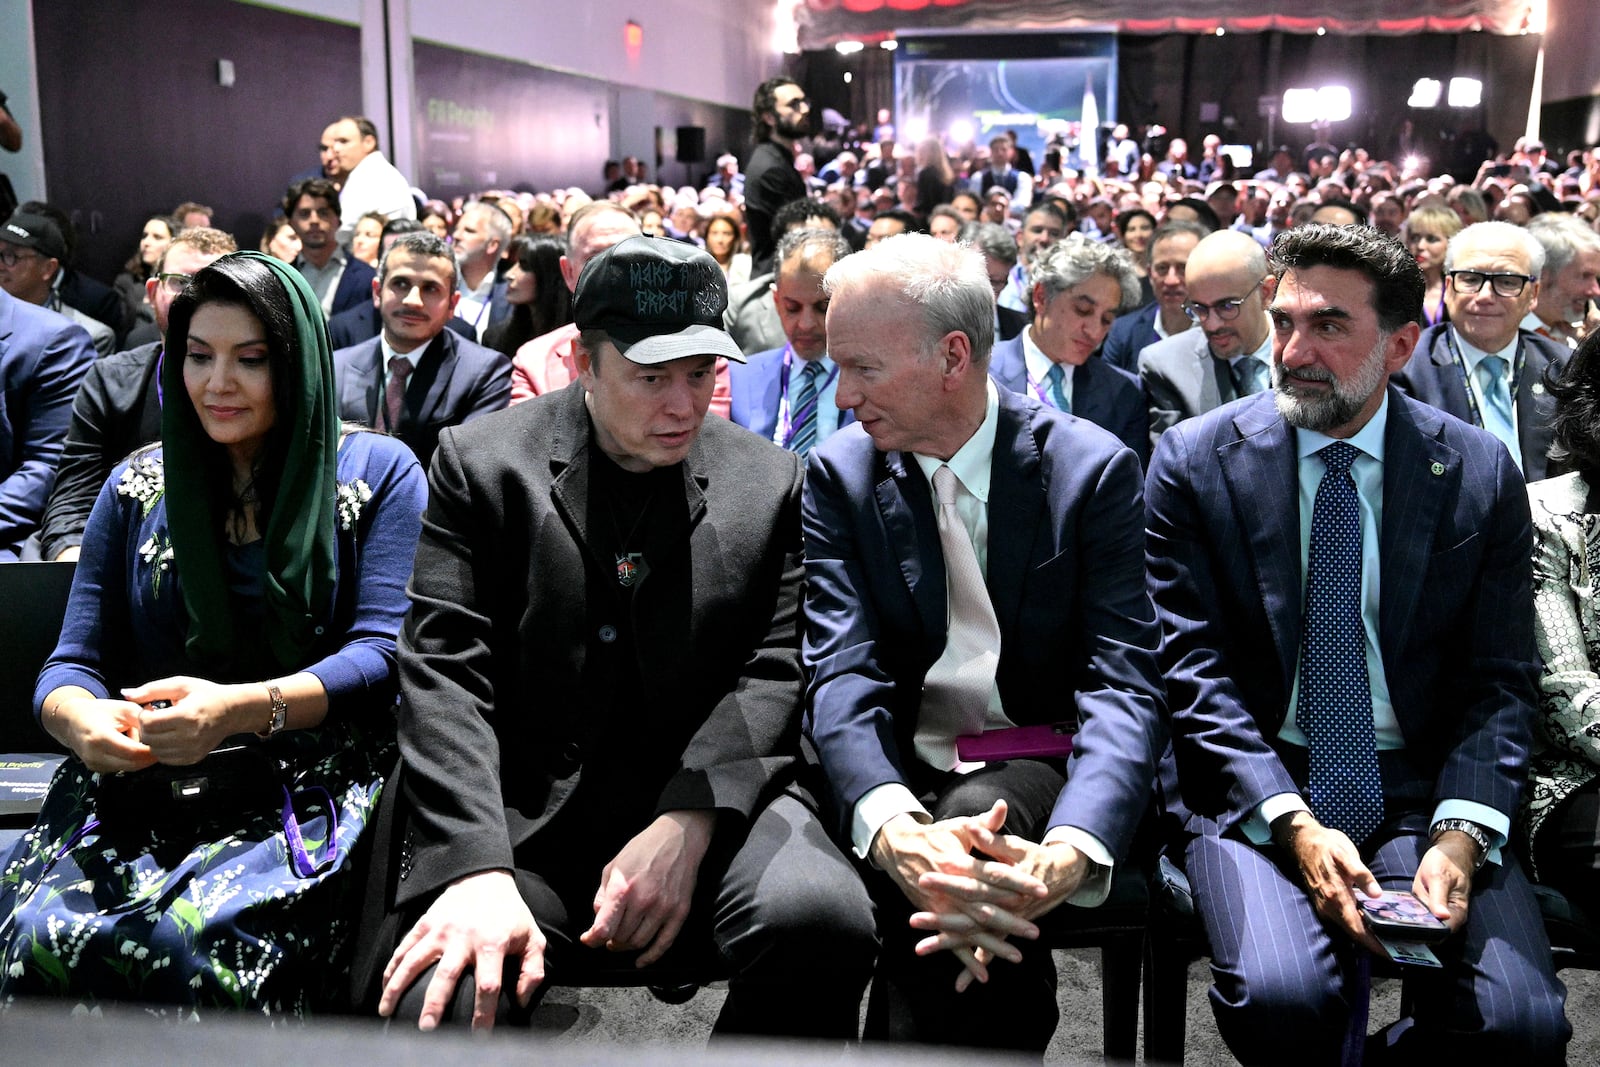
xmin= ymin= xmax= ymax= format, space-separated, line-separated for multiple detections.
xmin=1358 ymin=890 xmax=1451 ymax=944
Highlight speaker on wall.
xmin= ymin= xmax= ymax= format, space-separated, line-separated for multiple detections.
xmin=676 ymin=125 xmax=706 ymax=164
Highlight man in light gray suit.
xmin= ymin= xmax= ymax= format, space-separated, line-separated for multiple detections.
xmin=1139 ymin=229 xmax=1275 ymax=449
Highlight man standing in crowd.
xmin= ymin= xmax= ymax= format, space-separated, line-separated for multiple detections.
xmin=284 ymin=178 xmax=375 ymax=318
xmin=1146 ymin=222 xmax=1569 ymax=1064
xmin=1100 ymin=219 xmax=1207 ymax=373
xmin=972 ymin=134 xmax=1033 ymax=210
xmin=332 ymin=232 xmax=508 ymax=470
xmin=320 ymin=115 xmax=417 ymax=244
xmin=989 ymin=237 xmax=1148 ymax=464
xmin=1393 ymin=220 xmax=1565 ymax=480
xmin=805 ymin=233 xmax=1164 ymax=1051
xmin=729 ymin=227 xmax=852 ymax=453
xmin=744 ymin=77 xmax=810 ymax=276
xmin=450 ymin=201 xmax=513 ymax=341
xmin=1141 ymin=229 xmax=1275 ymax=447
xmin=361 ymin=235 xmax=876 ymax=1035
xmin=996 ymin=203 xmax=1068 ymax=315
xmin=39 ymin=227 xmax=236 ymax=562
xmin=1524 ymin=213 xmax=1600 ymax=349
xmin=0 ymin=210 xmax=114 ymax=355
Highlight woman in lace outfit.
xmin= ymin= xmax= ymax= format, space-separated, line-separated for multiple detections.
xmin=1527 ymin=329 xmax=1600 ymax=901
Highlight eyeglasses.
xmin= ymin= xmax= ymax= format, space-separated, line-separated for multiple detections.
xmin=1183 ymin=278 xmax=1265 ymax=324
xmin=0 ymin=247 xmax=42 ymax=268
xmin=1447 ymin=270 xmax=1534 ymax=297
xmin=156 ymin=272 xmax=194 ymax=296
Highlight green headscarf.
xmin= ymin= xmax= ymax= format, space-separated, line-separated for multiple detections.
xmin=160 ymin=250 xmax=341 ymax=674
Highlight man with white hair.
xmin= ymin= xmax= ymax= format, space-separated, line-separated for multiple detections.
xmin=1393 ymin=220 xmax=1566 ymax=479
xmin=1524 ymin=213 xmax=1600 ymax=348
xmin=804 ymin=231 xmax=1164 ymax=1050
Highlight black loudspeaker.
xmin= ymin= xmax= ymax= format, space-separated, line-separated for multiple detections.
xmin=676 ymin=126 xmax=706 ymax=164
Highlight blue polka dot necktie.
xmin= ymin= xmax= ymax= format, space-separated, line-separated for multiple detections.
xmin=1296 ymin=441 xmax=1384 ymax=844
xmin=1046 ymin=363 xmax=1070 ymax=413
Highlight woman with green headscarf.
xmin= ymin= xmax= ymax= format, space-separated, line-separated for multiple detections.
xmin=0 ymin=252 xmax=427 ymax=1014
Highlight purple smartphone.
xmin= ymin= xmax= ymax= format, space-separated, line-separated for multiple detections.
xmin=955 ymin=723 xmax=1075 ymax=762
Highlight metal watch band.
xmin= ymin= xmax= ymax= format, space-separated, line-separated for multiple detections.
xmin=259 ymin=684 xmax=288 ymax=737
xmin=1430 ymin=818 xmax=1490 ymax=870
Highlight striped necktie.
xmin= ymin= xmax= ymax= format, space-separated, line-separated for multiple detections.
xmin=788 ymin=360 xmax=823 ymax=456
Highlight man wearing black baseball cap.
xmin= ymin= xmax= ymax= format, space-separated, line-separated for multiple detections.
xmin=358 ymin=236 xmax=876 ymax=1035
xmin=0 ymin=209 xmax=114 ymax=354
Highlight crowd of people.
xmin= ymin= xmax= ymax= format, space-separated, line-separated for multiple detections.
xmin=0 ymin=70 xmax=1597 ymax=1065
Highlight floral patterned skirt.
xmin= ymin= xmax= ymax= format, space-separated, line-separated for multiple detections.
xmin=0 ymin=722 xmax=392 ymax=1016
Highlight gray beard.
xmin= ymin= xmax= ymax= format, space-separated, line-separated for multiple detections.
xmin=1272 ymin=341 xmax=1388 ymax=432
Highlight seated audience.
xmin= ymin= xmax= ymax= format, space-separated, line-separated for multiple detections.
xmin=355 ymin=235 xmax=875 ymax=1033
xmin=332 ymin=232 xmax=509 ymax=469
xmin=482 ymin=234 xmax=572 ymax=359
xmin=1146 ymin=222 xmax=1569 ymax=1064
xmin=284 ymin=178 xmax=376 ymax=318
xmin=1393 ymin=220 xmax=1564 ymax=479
xmin=0 ymin=252 xmax=426 ymax=1011
xmin=990 ymin=234 xmax=1148 ymax=465
xmin=1525 ymin=213 xmax=1600 ymax=349
xmin=1528 ymin=330 xmax=1600 ymax=905
xmin=40 ymin=226 xmax=237 ymax=562
xmin=114 ymin=213 xmax=176 ymax=332
xmin=704 ymin=212 xmax=750 ymax=285
xmin=261 ymin=217 xmax=300 ymax=263
xmin=805 ymin=232 xmax=1164 ymax=1051
xmin=1100 ymin=219 xmax=1206 ymax=373
xmin=0 ymin=208 xmax=115 ymax=355
xmin=1402 ymin=203 xmax=1462 ymax=327
xmin=349 ymin=210 xmax=388 ymax=268
xmin=960 ymin=220 xmax=1029 ymax=342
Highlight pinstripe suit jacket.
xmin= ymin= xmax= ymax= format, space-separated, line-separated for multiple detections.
xmin=1146 ymin=386 xmax=1538 ymax=836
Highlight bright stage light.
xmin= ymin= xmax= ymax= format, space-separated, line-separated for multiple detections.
xmin=948 ymin=120 xmax=975 ymax=145
xmin=1448 ymin=77 xmax=1483 ymax=108
xmin=1283 ymin=85 xmax=1351 ymax=124
xmin=1409 ymin=79 xmax=1442 ymax=108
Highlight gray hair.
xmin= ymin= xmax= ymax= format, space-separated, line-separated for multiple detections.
xmin=379 ymin=230 xmax=458 ymax=289
xmin=1526 ymin=213 xmax=1600 ymax=282
xmin=959 ymin=221 xmax=1018 ymax=267
xmin=1446 ymin=220 xmax=1546 ymax=277
xmin=464 ymin=200 xmax=514 ymax=247
xmin=824 ymin=232 xmax=996 ymax=368
xmin=775 ymin=227 xmax=852 ymax=279
xmin=1029 ymin=234 xmax=1142 ymax=314
xmin=1150 ymin=218 xmax=1211 ymax=255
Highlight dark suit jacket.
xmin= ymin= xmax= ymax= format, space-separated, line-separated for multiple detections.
xmin=299 ymin=255 xmax=377 ymax=318
xmin=326 ymin=301 xmax=476 ymax=350
xmin=989 ymin=333 xmax=1149 ymax=468
xmin=1100 ymin=301 xmax=1161 ymax=374
xmin=801 ymin=387 xmax=1166 ymax=861
xmin=1140 ymin=326 xmax=1256 ymax=451
xmin=389 ymin=383 xmax=808 ymax=906
xmin=39 ymin=341 xmax=162 ymax=560
xmin=724 ymin=273 xmax=785 ymax=357
xmin=0 ymin=291 xmax=96 ymax=558
xmin=1145 ymin=388 xmax=1537 ymax=836
xmin=1391 ymin=322 xmax=1565 ymax=481
xmin=728 ymin=345 xmax=856 ymax=444
xmin=331 ymin=329 xmax=511 ymax=470
xmin=996 ymin=305 xmax=1028 ymax=342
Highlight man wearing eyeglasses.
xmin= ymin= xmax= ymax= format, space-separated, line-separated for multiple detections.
xmin=37 ymin=228 xmax=237 ymax=561
xmin=0 ymin=211 xmax=114 ymax=356
xmin=1140 ymin=229 xmax=1276 ymax=449
xmin=1393 ymin=220 xmax=1565 ymax=480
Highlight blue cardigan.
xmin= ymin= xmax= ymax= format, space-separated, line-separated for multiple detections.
xmin=34 ymin=431 xmax=426 ymax=719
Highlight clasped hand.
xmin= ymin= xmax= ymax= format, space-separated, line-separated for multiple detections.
xmin=875 ymin=800 xmax=1088 ymax=991
xmin=50 ymin=675 xmax=245 ymax=772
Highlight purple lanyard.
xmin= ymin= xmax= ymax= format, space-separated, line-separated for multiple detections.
xmin=774 ymin=345 xmax=840 ymax=447
xmin=1025 ymin=367 xmax=1065 ymax=409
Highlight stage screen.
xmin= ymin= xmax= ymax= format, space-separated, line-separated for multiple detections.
xmin=894 ymin=33 xmax=1117 ymax=172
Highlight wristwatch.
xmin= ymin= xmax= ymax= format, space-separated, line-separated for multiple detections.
xmin=1429 ymin=818 xmax=1490 ymax=871
xmin=258 ymin=684 xmax=288 ymax=738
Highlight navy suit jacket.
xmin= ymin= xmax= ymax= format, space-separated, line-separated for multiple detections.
xmin=989 ymin=334 xmax=1149 ymax=468
xmin=728 ymin=346 xmax=855 ymax=444
xmin=332 ymin=329 xmax=511 ymax=470
xmin=1145 ymin=388 xmax=1537 ymax=836
xmin=326 ymin=301 xmax=477 ymax=351
xmin=802 ymin=387 xmax=1166 ymax=860
xmin=327 ymin=256 xmax=378 ymax=318
xmin=1391 ymin=322 xmax=1565 ymax=481
xmin=1100 ymin=301 xmax=1161 ymax=374
xmin=0 ymin=291 xmax=96 ymax=558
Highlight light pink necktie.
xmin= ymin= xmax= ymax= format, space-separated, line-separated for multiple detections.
xmin=385 ymin=355 xmax=413 ymax=432
xmin=918 ymin=464 xmax=1002 ymax=770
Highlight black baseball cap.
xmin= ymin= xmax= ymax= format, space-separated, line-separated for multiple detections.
xmin=574 ymin=235 xmax=745 ymax=366
xmin=0 ymin=212 xmax=68 ymax=262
